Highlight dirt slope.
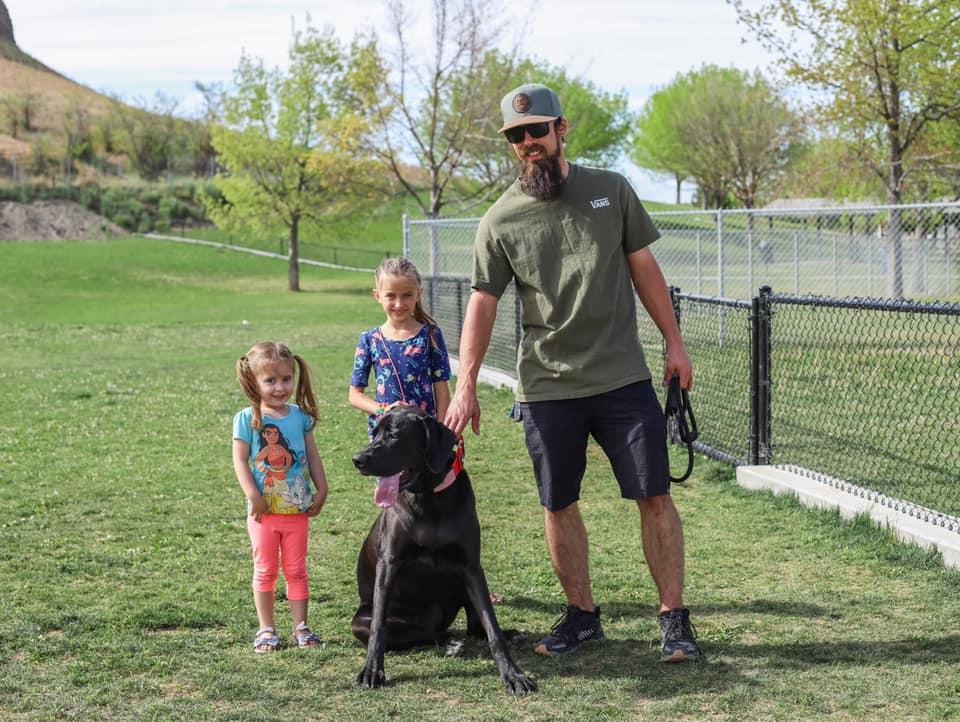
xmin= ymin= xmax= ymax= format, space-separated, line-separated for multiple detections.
xmin=0 ymin=200 xmax=124 ymax=240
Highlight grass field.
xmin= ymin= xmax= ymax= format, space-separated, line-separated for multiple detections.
xmin=2 ymin=238 xmax=960 ymax=721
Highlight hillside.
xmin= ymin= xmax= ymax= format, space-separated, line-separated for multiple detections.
xmin=0 ymin=1 xmax=57 ymax=75
xmin=0 ymin=1 xmax=119 ymax=163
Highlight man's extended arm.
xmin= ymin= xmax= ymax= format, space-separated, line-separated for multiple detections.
xmin=444 ymin=289 xmax=499 ymax=436
xmin=627 ymin=247 xmax=693 ymax=389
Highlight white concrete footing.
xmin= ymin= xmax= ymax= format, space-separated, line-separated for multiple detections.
xmin=736 ymin=465 xmax=960 ymax=570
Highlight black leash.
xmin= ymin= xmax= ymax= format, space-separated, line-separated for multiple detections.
xmin=664 ymin=374 xmax=698 ymax=483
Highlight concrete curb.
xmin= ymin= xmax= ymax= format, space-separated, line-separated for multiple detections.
xmin=449 ymin=357 xmax=517 ymax=392
xmin=737 ymin=465 xmax=960 ymax=569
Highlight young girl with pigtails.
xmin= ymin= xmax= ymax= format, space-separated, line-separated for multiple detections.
xmin=233 ymin=341 xmax=329 ymax=652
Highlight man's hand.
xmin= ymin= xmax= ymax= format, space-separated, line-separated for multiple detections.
xmin=663 ymin=343 xmax=694 ymax=390
xmin=444 ymin=387 xmax=482 ymax=437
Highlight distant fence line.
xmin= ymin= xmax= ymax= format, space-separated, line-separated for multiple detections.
xmin=405 ymin=201 xmax=960 ymax=301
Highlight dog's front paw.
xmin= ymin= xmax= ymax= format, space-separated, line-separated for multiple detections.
xmin=356 ymin=664 xmax=386 ymax=689
xmin=502 ymin=669 xmax=537 ymax=695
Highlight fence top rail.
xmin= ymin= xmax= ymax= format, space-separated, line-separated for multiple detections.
xmin=770 ymin=292 xmax=960 ymax=315
xmin=405 ymin=200 xmax=960 ymax=225
xmin=651 ymin=201 xmax=960 ymax=218
xmin=675 ymin=291 xmax=753 ymax=309
xmin=407 ymin=217 xmax=481 ymax=227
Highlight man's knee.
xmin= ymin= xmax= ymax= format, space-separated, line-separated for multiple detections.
xmin=636 ymin=493 xmax=676 ymax=517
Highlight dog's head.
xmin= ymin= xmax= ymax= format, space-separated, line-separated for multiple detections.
xmin=352 ymin=406 xmax=458 ymax=498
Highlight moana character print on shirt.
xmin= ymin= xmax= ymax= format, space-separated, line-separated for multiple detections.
xmin=253 ymin=423 xmax=311 ymax=513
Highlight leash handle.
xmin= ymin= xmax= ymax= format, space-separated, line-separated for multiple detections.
xmin=665 ymin=374 xmax=698 ymax=483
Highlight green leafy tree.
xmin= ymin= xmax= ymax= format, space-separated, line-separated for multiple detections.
xmin=207 ymin=24 xmax=379 ymax=291
xmin=731 ymin=0 xmax=960 ymax=293
xmin=689 ymin=67 xmax=801 ymax=209
xmin=634 ymin=65 xmax=800 ymax=209
xmin=778 ymin=134 xmax=885 ymax=201
xmin=631 ymin=79 xmax=694 ymax=204
xmin=115 ymin=93 xmax=180 ymax=181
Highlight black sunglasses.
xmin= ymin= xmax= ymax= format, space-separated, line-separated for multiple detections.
xmin=504 ymin=121 xmax=552 ymax=144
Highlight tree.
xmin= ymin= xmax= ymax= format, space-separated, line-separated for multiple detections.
xmin=691 ymin=67 xmax=801 ymax=209
xmin=631 ymin=80 xmax=692 ymax=205
xmin=731 ymin=0 xmax=960 ymax=293
xmin=114 ymin=93 xmax=181 ymax=181
xmin=346 ymin=0 xmax=524 ymax=218
xmin=777 ymin=134 xmax=885 ymax=201
xmin=207 ymin=24 xmax=379 ymax=291
xmin=0 ymin=86 xmax=42 ymax=138
xmin=632 ymin=65 xmax=801 ymax=209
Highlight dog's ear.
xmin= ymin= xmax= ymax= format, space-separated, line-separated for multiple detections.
xmin=420 ymin=415 xmax=457 ymax=473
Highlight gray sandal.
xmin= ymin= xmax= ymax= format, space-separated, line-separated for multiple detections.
xmin=293 ymin=621 xmax=321 ymax=648
xmin=253 ymin=627 xmax=279 ymax=653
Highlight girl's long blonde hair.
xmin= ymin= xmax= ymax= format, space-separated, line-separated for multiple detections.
xmin=375 ymin=257 xmax=438 ymax=343
xmin=236 ymin=341 xmax=319 ymax=430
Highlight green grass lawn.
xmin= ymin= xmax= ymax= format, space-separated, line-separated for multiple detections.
xmin=2 ymin=238 xmax=959 ymax=721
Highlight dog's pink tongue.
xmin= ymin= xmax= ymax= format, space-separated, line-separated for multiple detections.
xmin=374 ymin=473 xmax=401 ymax=508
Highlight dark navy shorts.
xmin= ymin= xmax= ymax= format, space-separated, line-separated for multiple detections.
xmin=518 ymin=380 xmax=669 ymax=511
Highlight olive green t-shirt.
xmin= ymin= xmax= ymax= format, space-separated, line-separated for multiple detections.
xmin=472 ymin=164 xmax=661 ymax=402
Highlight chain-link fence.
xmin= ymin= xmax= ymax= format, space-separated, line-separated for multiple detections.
xmin=423 ymin=277 xmax=960 ymax=529
xmin=407 ymin=201 xmax=960 ymax=301
xmin=674 ymin=288 xmax=960 ymax=522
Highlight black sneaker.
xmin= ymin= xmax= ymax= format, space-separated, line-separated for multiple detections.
xmin=534 ymin=605 xmax=605 ymax=656
xmin=659 ymin=607 xmax=703 ymax=662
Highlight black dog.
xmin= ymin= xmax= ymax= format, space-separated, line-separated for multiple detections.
xmin=351 ymin=405 xmax=536 ymax=694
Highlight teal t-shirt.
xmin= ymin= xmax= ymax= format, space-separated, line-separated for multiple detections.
xmin=472 ymin=164 xmax=660 ymax=402
xmin=232 ymin=404 xmax=315 ymax=514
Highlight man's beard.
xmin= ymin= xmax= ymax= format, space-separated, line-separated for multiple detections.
xmin=518 ymin=150 xmax=564 ymax=201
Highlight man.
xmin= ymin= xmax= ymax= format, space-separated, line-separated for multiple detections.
xmin=444 ymin=83 xmax=701 ymax=662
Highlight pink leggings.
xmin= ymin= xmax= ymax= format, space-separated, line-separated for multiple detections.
xmin=247 ymin=513 xmax=310 ymax=600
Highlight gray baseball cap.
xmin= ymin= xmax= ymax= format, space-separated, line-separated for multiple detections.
xmin=499 ymin=83 xmax=562 ymax=133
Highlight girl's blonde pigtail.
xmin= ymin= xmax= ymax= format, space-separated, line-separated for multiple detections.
xmin=293 ymin=354 xmax=320 ymax=428
xmin=236 ymin=355 xmax=263 ymax=430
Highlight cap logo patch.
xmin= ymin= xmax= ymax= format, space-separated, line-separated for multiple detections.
xmin=512 ymin=93 xmax=531 ymax=113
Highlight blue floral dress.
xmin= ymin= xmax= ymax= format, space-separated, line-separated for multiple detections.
xmin=351 ymin=325 xmax=452 ymax=436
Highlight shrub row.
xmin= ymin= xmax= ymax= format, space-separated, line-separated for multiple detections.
xmin=0 ymin=182 xmax=215 ymax=233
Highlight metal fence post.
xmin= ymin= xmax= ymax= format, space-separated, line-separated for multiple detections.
xmin=402 ymin=214 xmax=410 ymax=259
xmin=455 ymin=278 xmax=464 ymax=342
xmin=695 ymin=230 xmax=703 ymax=293
xmin=750 ymin=285 xmax=773 ymax=465
xmin=759 ymin=286 xmax=773 ymax=464
xmin=717 ymin=210 xmax=726 ymax=346
xmin=716 ymin=210 xmax=725 ymax=298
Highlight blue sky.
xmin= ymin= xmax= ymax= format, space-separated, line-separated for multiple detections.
xmin=9 ymin=0 xmax=775 ymax=203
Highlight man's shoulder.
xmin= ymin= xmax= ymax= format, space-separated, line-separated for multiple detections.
xmin=480 ymin=181 xmax=523 ymax=222
xmin=569 ymin=164 xmax=630 ymax=190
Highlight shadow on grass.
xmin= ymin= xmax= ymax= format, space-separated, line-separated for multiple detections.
xmin=379 ymin=630 xmax=960 ymax=699
xmin=505 ymin=595 xmax=832 ymax=620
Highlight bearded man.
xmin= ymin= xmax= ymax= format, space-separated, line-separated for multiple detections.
xmin=444 ymin=83 xmax=702 ymax=662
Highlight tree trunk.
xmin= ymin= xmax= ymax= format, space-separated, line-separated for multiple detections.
xmin=674 ymin=174 xmax=682 ymax=206
xmin=288 ymin=215 xmax=301 ymax=292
